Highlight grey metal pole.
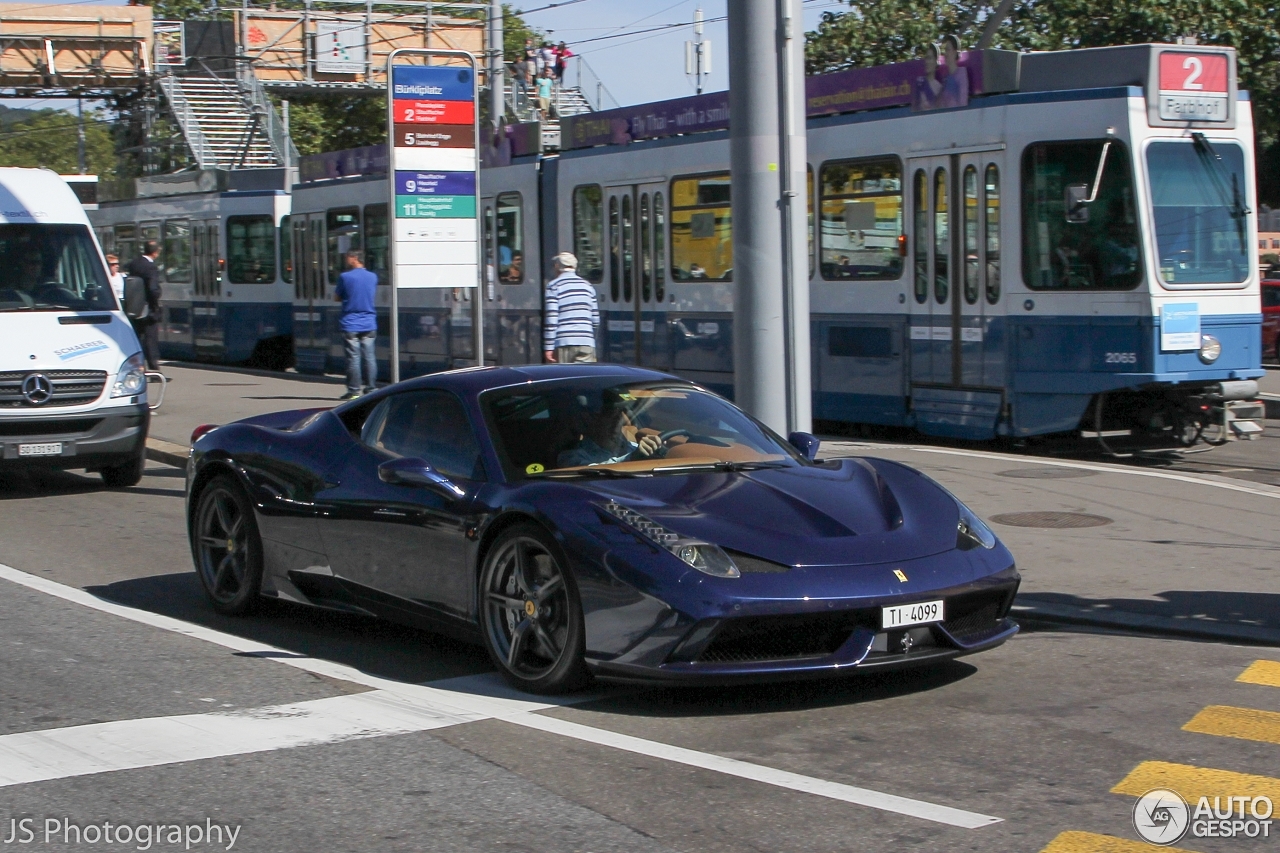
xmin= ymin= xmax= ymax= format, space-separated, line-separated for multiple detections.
xmin=76 ymin=94 xmax=86 ymax=174
xmin=727 ymin=0 xmax=810 ymax=435
xmin=489 ymin=0 xmax=503 ymax=129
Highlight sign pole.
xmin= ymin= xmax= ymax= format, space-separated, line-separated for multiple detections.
xmin=386 ymin=48 xmax=483 ymax=385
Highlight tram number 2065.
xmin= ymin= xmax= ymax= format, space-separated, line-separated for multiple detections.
xmin=1104 ymin=352 xmax=1138 ymax=364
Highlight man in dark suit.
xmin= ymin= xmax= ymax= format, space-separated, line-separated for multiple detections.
xmin=126 ymin=240 xmax=163 ymax=371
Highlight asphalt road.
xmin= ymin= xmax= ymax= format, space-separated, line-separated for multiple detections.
xmin=1 ymin=442 xmax=1278 ymax=851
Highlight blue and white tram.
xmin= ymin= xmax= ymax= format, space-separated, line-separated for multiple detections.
xmin=90 ymin=173 xmax=294 ymax=369
xmin=286 ymin=158 xmax=545 ymax=377
xmin=555 ymin=42 xmax=1264 ymax=446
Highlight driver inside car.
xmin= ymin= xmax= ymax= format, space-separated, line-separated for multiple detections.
xmin=556 ymin=398 xmax=671 ymax=468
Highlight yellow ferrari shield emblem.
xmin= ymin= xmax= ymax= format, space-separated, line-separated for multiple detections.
xmin=893 ymin=569 xmax=909 ymax=583
xmin=525 ymin=463 xmax=545 ymax=474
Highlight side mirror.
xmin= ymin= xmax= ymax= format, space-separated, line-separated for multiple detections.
xmin=788 ymin=431 xmax=820 ymax=462
xmin=1064 ymin=184 xmax=1091 ymax=223
xmin=122 ymin=275 xmax=148 ymax=319
xmin=378 ymin=457 xmax=466 ymax=498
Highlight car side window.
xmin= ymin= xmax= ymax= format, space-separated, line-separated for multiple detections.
xmin=361 ymin=390 xmax=483 ymax=481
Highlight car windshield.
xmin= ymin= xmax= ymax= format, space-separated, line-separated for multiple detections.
xmin=1147 ymin=139 xmax=1250 ymax=285
xmin=0 ymin=224 xmax=115 ymax=312
xmin=482 ymin=378 xmax=799 ymax=479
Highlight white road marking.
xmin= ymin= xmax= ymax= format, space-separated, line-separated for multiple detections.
xmin=826 ymin=441 xmax=1280 ymax=501
xmin=0 ymin=691 xmax=474 ymax=788
xmin=0 ymin=563 xmax=1001 ymax=829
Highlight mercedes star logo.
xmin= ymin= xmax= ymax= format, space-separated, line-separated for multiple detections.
xmin=21 ymin=373 xmax=53 ymax=406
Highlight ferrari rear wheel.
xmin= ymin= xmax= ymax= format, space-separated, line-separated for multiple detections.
xmin=479 ymin=524 xmax=589 ymax=694
xmin=193 ymin=475 xmax=264 ymax=616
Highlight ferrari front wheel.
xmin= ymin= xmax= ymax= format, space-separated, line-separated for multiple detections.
xmin=479 ymin=524 xmax=589 ymax=694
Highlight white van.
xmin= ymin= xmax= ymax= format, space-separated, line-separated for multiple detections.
xmin=0 ymin=168 xmax=149 ymax=487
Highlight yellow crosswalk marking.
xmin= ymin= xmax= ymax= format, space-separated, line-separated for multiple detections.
xmin=1184 ymin=705 xmax=1280 ymax=745
xmin=1238 ymin=660 xmax=1280 ymax=688
xmin=1113 ymin=761 xmax=1280 ymax=802
xmin=1038 ymin=830 xmax=1197 ymax=853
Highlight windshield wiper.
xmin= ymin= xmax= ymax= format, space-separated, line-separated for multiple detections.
xmin=1192 ymin=132 xmax=1251 ymax=249
xmin=533 ymin=467 xmax=642 ymax=479
xmin=650 ymin=460 xmax=789 ymax=474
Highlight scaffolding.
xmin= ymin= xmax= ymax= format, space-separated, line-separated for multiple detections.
xmin=0 ymin=2 xmax=151 ymax=96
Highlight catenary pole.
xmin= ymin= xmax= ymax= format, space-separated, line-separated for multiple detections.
xmin=727 ymin=0 xmax=811 ymax=436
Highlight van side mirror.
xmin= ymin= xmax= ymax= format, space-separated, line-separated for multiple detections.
xmin=378 ymin=457 xmax=466 ymax=498
xmin=122 ymin=275 xmax=148 ymax=319
xmin=788 ymin=431 xmax=820 ymax=461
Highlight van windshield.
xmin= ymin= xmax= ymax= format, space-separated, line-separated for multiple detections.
xmin=0 ymin=224 xmax=115 ymax=312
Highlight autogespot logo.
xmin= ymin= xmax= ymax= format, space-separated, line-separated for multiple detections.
xmin=1133 ymin=788 xmax=1190 ymax=845
xmin=1133 ymin=788 xmax=1274 ymax=844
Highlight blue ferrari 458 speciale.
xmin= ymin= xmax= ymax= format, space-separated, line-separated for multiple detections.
xmin=185 ymin=364 xmax=1019 ymax=693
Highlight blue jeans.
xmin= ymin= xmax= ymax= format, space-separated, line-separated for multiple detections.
xmin=344 ymin=330 xmax=377 ymax=392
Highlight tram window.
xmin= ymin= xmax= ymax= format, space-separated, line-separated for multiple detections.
xmin=807 ymin=167 xmax=815 ymax=279
xmin=227 ymin=215 xmax=276 ymax=284
xmin=363 ymin=204 xmax=388 ymax=285
xmin=496 ymin=193 xmax=523 ymax=284
xmin=640 ymin=193 xmax=652 ymax=302
xmin=1022 ymin=140 xmax=1141 ymax=291
xmin=608 ymin=196 xmax=620 ymax=301
xmin=963 ymin=165 xmax=979 ymax=304
xmin=483 ymin=205 xmax=495 ymax=288
xmin=913 ymin=170 xmax=927 ymax=303
xmin=114 ymin=224 xmax=135 ymax=266
xmin=98 ymin=228 xmax=114 ymax=256
xmin=1147 ymin=140 xmax=1249 ymax=285
xmin=670 ymin=173 xmax=732 ymax=281
xmin=572 ymin=185 xmax=604 ymax=284
xmin=654 ymin=191 xmax=666 ymax=302
xmin=820 ymin=157 xmax=903 ymax=281
xmin=621 ymin=193 xmax=633 ymax=301
xmin=933 ymin=167 xmax=949 ymax=303
xmin=139 ymin=221 xmax=160 ymax=247
xmin=279 ymin=215 xmax=292 ymax=284
xmin=326 ymin=208 xmax=361 ymax=284
xmin=163 ymin=219 xmax=192 ymax=283
xmin=985 ymin=165 xmax=1000 ymax=303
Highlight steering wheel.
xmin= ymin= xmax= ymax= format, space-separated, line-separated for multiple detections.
xmin=658 ymin=429 xmax=691 ymax=442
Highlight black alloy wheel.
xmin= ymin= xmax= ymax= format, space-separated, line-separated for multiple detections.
xmin=193 ymin=475 xmax=264 ymax=615
xmin=479 ymin=524 xmax=589 ymax=694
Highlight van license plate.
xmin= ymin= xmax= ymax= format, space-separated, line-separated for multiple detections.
xmin=882 ymin=599 xmax=944 ymax=629
xmin=18 ymin=442 xmax=62 ymax=457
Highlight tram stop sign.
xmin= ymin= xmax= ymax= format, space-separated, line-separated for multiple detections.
xmin=387 ymin=59 xmax=480 ymax=289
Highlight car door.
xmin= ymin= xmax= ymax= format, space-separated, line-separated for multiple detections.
xmin=320 ymin=389 xmax=484 ymax=623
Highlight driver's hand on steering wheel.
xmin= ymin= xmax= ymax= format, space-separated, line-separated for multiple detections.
xmin=634 ymin=430 xmax=664 ymax=458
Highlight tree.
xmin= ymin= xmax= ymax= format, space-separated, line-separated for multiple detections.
xmin=0 ymin=109 xmax=117 ymax=178
xmin=503 ymin=4 xmax=546 ymax=63
xmin=805 ymin=0 xmax=1280 ymax=204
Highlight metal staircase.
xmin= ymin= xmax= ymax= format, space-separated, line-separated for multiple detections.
xmin=504 ymin=81 xmax=595 ymax=149
xmin=159 ymin=69 xmax=298 ymax=170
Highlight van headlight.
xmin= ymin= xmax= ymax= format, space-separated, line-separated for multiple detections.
xmin=1198 ymin=334 xmax=1221 ymax=364
xmin=956 ymin=501 xmax=996 ymax=550
xmin=110 ymin=352 xmax=147 ymax=398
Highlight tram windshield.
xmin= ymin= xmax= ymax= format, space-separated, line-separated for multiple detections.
xmin=1147 ymin=139 xmax=1250 ymax=285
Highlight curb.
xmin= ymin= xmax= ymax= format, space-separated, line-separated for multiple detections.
xmin=1012 ymin=600 xmax=1280 ymax=646
xmin=145 ymin=437 xmax=188 ymax=469
xmin=160 ymin=360 xmax=345 ymax=386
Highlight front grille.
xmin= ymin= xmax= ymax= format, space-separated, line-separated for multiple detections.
xmin=696 ymin=610 xmax=877 ymax=664
xmin=0 ymin=418 xmax=102 ymax=436
xmin=0 ymin=370 xmax=108 ymax=408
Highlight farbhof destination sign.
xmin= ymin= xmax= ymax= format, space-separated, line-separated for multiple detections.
xmin=389 ymin=63 xmax=478 ymax=289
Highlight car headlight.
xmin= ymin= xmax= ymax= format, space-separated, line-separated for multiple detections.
xmin=110 ymin=352 xmax=147 ymax=398
xmin=956 ymin=500 xmax=996 ymax=551
xmin=1198 ymin=334 xmax=1221 ymax=364
xmin=600 ymin=500 xmax=741 ymax=578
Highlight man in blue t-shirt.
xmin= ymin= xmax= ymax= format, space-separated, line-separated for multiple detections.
xmin=334 ymin=251 xmax=378 ymax=400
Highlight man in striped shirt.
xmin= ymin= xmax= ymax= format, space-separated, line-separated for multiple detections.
xmin=543 ymin=252 xmax=600 ymax=363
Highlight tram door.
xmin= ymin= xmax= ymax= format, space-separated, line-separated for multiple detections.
xmin=191 ymin=219 xmax=223 ymax=359
xmin=907 ymin=151 xmax=1003 ymax=389
xmin=604 ymin=182 xmax=667 ymax=367
xmin=291 ymin=215 xmax=325 ymax=353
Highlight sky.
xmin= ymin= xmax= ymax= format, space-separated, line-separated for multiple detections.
xmin=7 ymin=0 xmax=846 ymax=114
